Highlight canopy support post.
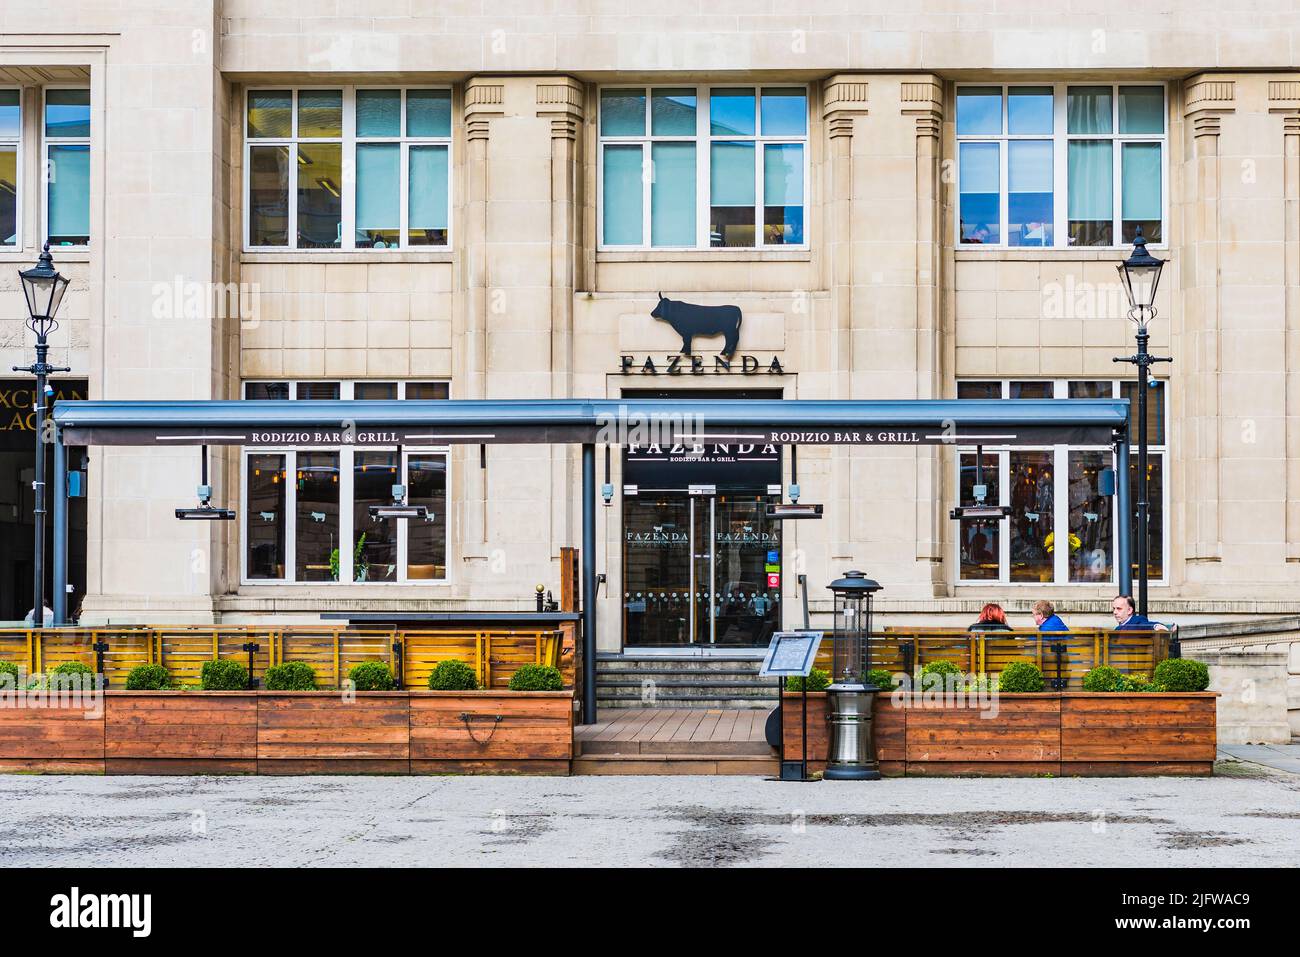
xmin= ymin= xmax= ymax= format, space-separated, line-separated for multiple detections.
xmin=53 ymin=434 xmax=68 ymax=626
xmin=581 ymin=442 xmax=597 ymax=725
xmin=1116 ymin=431 xmax=1133 ymax=598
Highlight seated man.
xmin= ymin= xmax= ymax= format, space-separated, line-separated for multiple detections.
xmin=1032 ymin=599 xmax=1068 ymax=632
xmin=1111 ymin=594 xmax=1154 ymax=631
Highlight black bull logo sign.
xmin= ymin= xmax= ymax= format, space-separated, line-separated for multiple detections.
xmin=651 ymin=292 xmax=743 ymax=358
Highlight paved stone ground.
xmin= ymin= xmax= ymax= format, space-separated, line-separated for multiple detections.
xmin=0 ymin=761 xmax=1296 ymax=867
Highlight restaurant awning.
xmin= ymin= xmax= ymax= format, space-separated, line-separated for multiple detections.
xmin=52 ymin=397 xmax=1129 ymax=447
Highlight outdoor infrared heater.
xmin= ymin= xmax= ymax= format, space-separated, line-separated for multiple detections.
xmin=825 ymin=570 xmax=883 ymax=781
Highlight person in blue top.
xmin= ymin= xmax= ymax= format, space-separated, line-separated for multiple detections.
xmin=1032 ymin=599 xmax=1068 ymax=632
xmin=1111 ymin=594 xmax=1154 ymax=631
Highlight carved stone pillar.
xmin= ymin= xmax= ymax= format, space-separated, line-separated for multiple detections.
xmin=821 ymin=76 xmax=868 ymax=562
xmin=458 ymin=80 xmax=504 ymax=555
xmin=1270 ymin=80 xmax=1300 ymax=561
xmin=1182 ymin=75 xmax=1235 ymax=566
xmin=536 ymin=78 xmax=585 ymax=553
xmin=902 ymin=78 xmax=946 ymax=582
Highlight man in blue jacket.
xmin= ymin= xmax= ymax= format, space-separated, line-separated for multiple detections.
xmin=1111 ymin=594 xmax=1154 ymax=630
xmin=1032 ymin=600 xmax=1068 ymax=632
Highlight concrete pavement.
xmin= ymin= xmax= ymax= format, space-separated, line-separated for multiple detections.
xmin=0 ymin=762 xmax=1297 ymax=867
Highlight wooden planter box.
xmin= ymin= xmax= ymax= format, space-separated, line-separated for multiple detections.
xmin=780 ymin=693 xmax=906 ymax=776
xmin=906 ymin=695 xmax=1061 ymax=777
xmin=782 ymin=691 xmax=1217 ymax=777
xmin=106 ymin=692 xmax=257 ymax=774
xmin=0 ymin=691 xmax=574 ymax=775
xmin=0 ymin=693 xmax=105 ymax=774
xmin=410 ymin=691 xmax=573 ymax=775
xmin=257 ymin=692 xmax=411 ymax=774
xmin=1060 ymin=693 xmax=1217 ymax=776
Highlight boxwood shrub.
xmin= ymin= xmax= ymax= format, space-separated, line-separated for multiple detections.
xmin=428 ymin=659 xmax=478 ymax=691
xmin=125 ymin=663 xmax=172 ymax=690
xmin=263 ymin=661 xmax=318 ymax=691
xmin=864 ymin=668 xmax=896 ymax=691
xmin=998 ymin=660 xmax=1045 ymax=693
xmin=1152 ymin=658 xmax=1210 ymax=692
xmin=785 ymin=668 xmax=830 ymax=692
xmin=348 ymin=660 xmax=396 ymax=691
xmin=919 ymin=659 xmax=963 ymax=690
xmin=508 ymin=664 xmax=563 ymax=691
xmin=1082 ymin=665 xmax=1128 ymax=693
xmin=32 ymin=661 xmax=97 ymax=691
xmin=200 ymin=658 xmax=249 ymax=691
xmin=0 ymin=660 xmax=20 ymax=688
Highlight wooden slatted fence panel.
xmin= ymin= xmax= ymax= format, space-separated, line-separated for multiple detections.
xmin=1060 ymin=693 xmax=1216 ymax=774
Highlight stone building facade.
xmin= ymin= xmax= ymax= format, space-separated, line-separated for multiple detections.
xmin=1 ymin=1 xmax=1299 ymax=649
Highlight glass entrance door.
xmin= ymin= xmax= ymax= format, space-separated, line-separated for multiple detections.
xmin=623 ymin=490 xmax=781 ymax=647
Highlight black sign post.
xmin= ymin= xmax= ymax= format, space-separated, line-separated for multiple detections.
xmin=759 ymin=631 xmax=824 ymax=783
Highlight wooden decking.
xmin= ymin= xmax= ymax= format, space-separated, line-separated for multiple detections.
xmin=573 ymin=708 xmax=778 ymax=775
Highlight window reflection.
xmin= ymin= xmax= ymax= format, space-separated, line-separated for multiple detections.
xmin=1009 ymin=450 xmax=1054 ymax=582
xmin=1068 ymin=450 xmax=1112 ymax=582
xmin=246 ymin=455 xmax=285 ymax=580
xmin=353 ymin=452 xmax=399 ymax=582
xmin=295 ymin=451 xmax=339 ymax=582
xmin=959 ymin=452 xmax=1000 ymax=581
xmin=1129 ymin=457 xmax=1164 ymax=581
xmin=407 ymin=454 xmax=447 ymax=580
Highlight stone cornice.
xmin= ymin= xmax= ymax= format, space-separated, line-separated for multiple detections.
xmin=1268 ymin=79 xmax=1300 ymax=116
xmin=536 ymin=78 xmax=584 ymax=114
xmin=1184 ymin=74 xmax=1235 ymax=126
xmin=464 ymin=80 xmax=504 ymax=117
xmin=822 ymin=75 xmax=868 ymax=121
xmin=900 ymin=78 xmax=943 ymax=138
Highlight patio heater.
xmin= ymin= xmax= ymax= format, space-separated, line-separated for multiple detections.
xmin=824 ymin=570 xmax=883 ymax=781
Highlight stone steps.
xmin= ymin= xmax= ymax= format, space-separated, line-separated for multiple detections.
xmin=571 ymin=753 xmax=779 ymax=776
xmin=595 ymin=654 xmax=780 ymax=711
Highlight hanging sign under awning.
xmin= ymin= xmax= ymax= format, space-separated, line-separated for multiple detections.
xmin=53 ymin=397 xmax=1130 ymax=449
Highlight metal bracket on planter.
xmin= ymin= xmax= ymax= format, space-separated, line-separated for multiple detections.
xmin=391 ymin=640 xmax=404 ymax=688
xmin=1050 ymin=641 xmax=1068 ymax=691
xmin=459 ymin=712 xmax=504 ymax=745
xmin=242 ymin=641 xmax=260 ymax=689
xmin=92 ymin=641 xmax=109 ymax=689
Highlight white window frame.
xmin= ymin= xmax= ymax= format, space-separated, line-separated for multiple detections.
xmin=41 ymin=84 xmax=91 ymax=250
xmin=953 ymin=378 xmax=1168 ymax=587
xmin=239 ymin=380 xmax=452 ymax=585
xmin=596 ymin=84 xmax=811 ymax=251
xmin=954 ymin=82 xmax=1168 ymax=250
xmin=0 ymin=86 xmax=21 ymax=248
xmin=243 ymin=86 xmax=453 ymax=252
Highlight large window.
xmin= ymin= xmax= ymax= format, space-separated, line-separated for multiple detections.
xmin=245 ymin=88 xmax=451 ymax=250
xmin=44 ymin=87 xmax=90 ymax=247
xmin=954 ymin=379 xmax=1166 ymax=585
xmin=241 ymin=380 xmax=450 ymax=584
xmin=598 ymin=85 xmax=808 ymax=249
xmin=0 ymin=89 xmax=18 ymax=246
xmin=956 ymin=83 xmax=1165 ymax=248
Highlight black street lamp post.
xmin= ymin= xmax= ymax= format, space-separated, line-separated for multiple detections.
xmin=13 ymin=244 xmax=71 ymax=628
xmin=1114 ymin=227 xmax=1170 ymax=618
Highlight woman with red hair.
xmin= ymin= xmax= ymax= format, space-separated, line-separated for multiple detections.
xmin=968 ymin=602 xmax=1013 ymax=632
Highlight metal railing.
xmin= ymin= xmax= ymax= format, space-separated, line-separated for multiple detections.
xmin=0 ymin=625 xmax=564 ymax=690
xmin=811 ymin=629 xmax=1171 ymax=691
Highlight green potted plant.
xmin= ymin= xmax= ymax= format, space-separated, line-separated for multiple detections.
xmin=508 ymin=664 xmax=563 ymax=691
xmin=328 ymin=533 xmax=369 ymax=583
xmin=428 ymin=660 xmax=478 ymax=691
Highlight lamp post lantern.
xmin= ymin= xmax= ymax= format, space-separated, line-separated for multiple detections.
xmin=1113 ymin=226 xmax=1170 ymax=618
xmin=824 ymin=570 xmax=883 ymax=781
xmin=13 ymin=244 xmax=71 ymax=628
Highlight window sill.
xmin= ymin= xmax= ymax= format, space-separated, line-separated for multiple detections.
xmin=0 ymin=248 xmax=90 ymax=264
xmin=953 ymin=247 xmax=1173 ymax=262
xmin=597 ymin=248 xmax=811 ymax=263
xmin=241 ymin=250 xmax=454 ymax=265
